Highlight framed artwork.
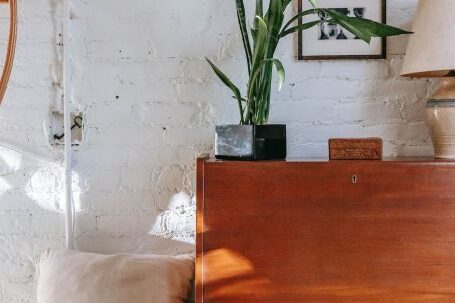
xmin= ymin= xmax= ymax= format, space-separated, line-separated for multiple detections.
xmin=298 ymin=0 xmax=387 ymax=60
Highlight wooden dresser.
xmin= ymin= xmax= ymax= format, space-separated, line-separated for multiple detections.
xmin=196 ymin=158 xmax=455 ymax=303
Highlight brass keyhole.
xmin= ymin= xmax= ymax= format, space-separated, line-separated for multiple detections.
xmin=352 ymin=175 xmax=358 ymax=184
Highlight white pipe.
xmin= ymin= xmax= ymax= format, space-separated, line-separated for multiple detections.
xmin=63 ymin=0 xmax=74 ymax=250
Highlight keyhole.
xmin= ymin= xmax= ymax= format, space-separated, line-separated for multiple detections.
xmin=352 ymin=175 xmax=358 ymax=184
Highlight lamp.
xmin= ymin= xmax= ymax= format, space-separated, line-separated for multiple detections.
xmin=401 ymin=0 xmax=455 ymax=159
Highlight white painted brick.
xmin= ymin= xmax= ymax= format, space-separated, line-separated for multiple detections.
xmin=79 ymin=191 xmax=155 ymax=214
xmin=77 ymin=169 xmax=121 ymax=193
xmin=319 ymin=61 xmax=389 ymax=80
xmin=132 ymin=102 xmax=198 ymax=127
xmin=164 ymin=127 xmax=213 ymax=146
xmin=98 ymin=214 xmax=155 ymax=235
xmin=127 ymin=147 xmax=195 ymax=169
xmin=118 ymin=167 xmax=154 ymax=192
xmin=74 ymin=149 xmax=129 ymax=169
xmin=84 ymin=127 xmax=167 ymax=149
xmin=156 ymin=166 xmax=185 ymax=190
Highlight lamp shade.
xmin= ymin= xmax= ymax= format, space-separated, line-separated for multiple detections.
xmin=401 ymin=0 xmax=455 ymax=78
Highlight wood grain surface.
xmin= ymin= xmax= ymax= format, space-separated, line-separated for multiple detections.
xmin=197 ymin=158 xmax=455 ymax=302
xmin=329 ymin=138 xmax=383 ymax=160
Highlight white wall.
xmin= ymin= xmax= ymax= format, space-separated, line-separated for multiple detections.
xmin=0 ymin=0 xmax=430 ymax=301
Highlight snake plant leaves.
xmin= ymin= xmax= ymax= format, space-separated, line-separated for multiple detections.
xmin=235 ymin=0 xmax=252 ymax=74
xmin=250 ymin=59 xmax=285 ymax=95
xmin=206 ymin=58 xmax=242 ymax=100
xmin=251 ymin=17 xmax=268 ymax=68
xmin=325 ymin=9 xmax=412 ymax=43
xmin=282 ymin=0 xmax=292 ymax=11
xmin=270 ymin=59 xmax=285 ymax=92
xmin=281 ymin=8 xmax=319 ymax=34
xmin=256 ymin=0 xmax=263 ymax=17
xmin=206 ymin=58 xmax=245 ymax=123
xmin=254 ymin=0 xmax=263 ymax=41
xmin=206 ymin=0 xmax=411 ymax=125
xmin=247 ymin=58 xmax=285 ymax=123
xmin=252 ymin=59 xmax=286 ymax=91
xmin=280 ymin=20 xmax=321 ymax=38
xmin=268 ymin=0 xmax=283 ymax=21
xmin=266 ymin=0 xmax=284 ymax=53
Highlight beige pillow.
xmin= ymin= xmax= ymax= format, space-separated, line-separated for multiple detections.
xmin=37 ymin=249 xmax=194 ymax=303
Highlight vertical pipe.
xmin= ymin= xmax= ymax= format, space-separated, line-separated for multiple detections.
xmin=63 ymin=0 xmax=74 ymax=250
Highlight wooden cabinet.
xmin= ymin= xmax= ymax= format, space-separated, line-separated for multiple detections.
xmin=196 ymin=158 xmax=455 ymax=303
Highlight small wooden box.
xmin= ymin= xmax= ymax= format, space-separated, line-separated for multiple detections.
xmin=329 ymin=138 xmax=383 ymax=160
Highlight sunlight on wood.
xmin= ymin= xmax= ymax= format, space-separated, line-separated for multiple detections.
xmin=202 ymin=249 xmax=256 ymax=284
xmin=199 ymin=248 xmax=271 ymax=300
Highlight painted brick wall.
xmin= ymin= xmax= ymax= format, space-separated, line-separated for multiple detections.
xmin=0 ymin=0 xmax=431 ymax=301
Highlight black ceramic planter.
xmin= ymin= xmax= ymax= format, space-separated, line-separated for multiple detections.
xmin=215 ymin=124 xmax=287 ymax=160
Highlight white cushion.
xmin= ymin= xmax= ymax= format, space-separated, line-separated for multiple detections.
xmin=37 ymin=249 xmax=194 ymax=303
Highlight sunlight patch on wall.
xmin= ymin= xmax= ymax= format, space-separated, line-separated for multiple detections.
xmin=25 ymin=169 xmax=81 ymax=213
xmin=0 ymin=176 xmax=12 ymax=192
xmin=0 ymin=147 xmax=23 ymax=172
xmin=150 ymin=192 xmax=195 ymax=244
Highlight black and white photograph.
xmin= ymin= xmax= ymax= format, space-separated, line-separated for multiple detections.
xmin=298 ymin=0 xmax=386 ymax=60
xmin=318 ymin=8 xmax=366 ymax=40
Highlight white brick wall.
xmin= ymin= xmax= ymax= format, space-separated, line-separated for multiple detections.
xmin=0 ymin=0 xmax=431 ymax=301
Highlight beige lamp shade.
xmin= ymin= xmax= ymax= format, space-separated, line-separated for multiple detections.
xmin=401 ymin=0 xmax=455 ymax=78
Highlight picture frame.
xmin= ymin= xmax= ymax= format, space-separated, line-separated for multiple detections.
xmin=298 ymin=0 xmax=387 ymax=60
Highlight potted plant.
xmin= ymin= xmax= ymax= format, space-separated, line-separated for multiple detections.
xmin=207 ymin=0 xmax=410 ymax=160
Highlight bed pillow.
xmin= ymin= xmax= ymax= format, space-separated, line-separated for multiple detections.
xmin=37 ymin=249 xmax=194 ymax=303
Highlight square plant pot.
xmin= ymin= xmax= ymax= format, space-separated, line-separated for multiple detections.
xmin=215 ymin=124 xmax=287 ymax=160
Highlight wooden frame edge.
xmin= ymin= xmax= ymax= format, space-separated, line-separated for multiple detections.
xmin=297 ymin=0 xmax=387 ymax=61
xmin=0 ymin=0 xmax=17 ymax=104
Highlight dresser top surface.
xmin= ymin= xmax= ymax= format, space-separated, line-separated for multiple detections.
xmin=202 ymin=157 xmax=455 ymax=164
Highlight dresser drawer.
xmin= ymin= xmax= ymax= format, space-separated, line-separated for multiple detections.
xmin=197 ymin=159 xmax=455 ymax=303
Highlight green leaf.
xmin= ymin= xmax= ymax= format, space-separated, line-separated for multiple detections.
xmin=206 ymin=58 xmax=241 ymax=97
xmin=325 ymin=9 xmax=412 ymax=43
xmin=282 ymin=0 xmax=292 ymax=11
xmin=246 ymin=58 xmax=285 ymax=124
xmin=324 ymin=10 xmax=371 ymax=43
xmin=232 ymin=96 xmax=247 ymax=103
xmin=281 ymin=8 xmax=319 ymax=34
xmin=265 ymin=0 xmax=284 ymax=46
xmin=206 ymin=58 xmax=245 ymax=124
xmin=309 ymin=0 xmax=317 ymax=8
xmin=269 ymin=0 xmax=283 ymax=18
xmin=355 ymin=17 xmax=412 ymax=37
xmin=251 ymin=27 xmax=258 ymax=44
xmin=246 ymin=17 xmax=269 ymax=123
xmin=235 ymin=0 xmax=253 ymax=74
xmin=279 ymin=20 xmax=321 ymax=37
xmin=254 ymin=0 xmax=263 ymax=35
xmin=251 ymin=17 xmax=268 ymax=68
xmin=256 ymin=0 xmax=263 ymax=17
xmin=251 ymin=59 xmax=285 ymax=93
xmin=271 ymin=59 xmax=285 ymax=91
